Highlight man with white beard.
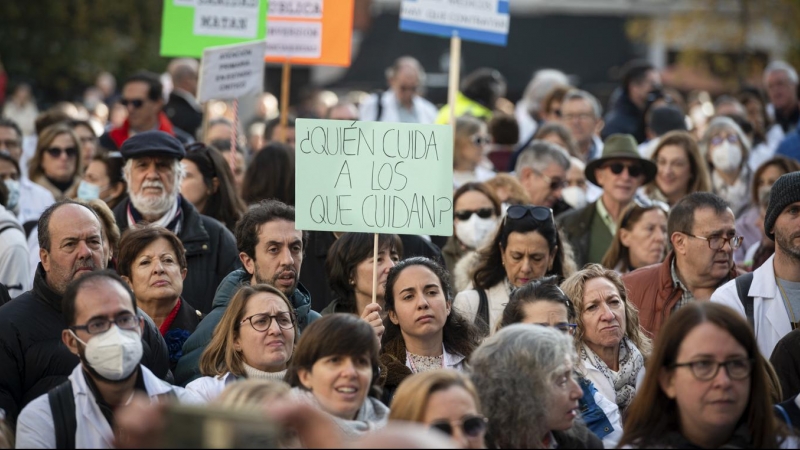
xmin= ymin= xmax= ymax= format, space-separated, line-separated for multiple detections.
xmin=112 ymin=131 xmax=238 ymax=314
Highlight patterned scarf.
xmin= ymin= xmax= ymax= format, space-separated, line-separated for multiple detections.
xmin=580 ymin=336 xmax=644 ymax=411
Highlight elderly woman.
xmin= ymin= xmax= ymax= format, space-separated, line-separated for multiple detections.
xmin=701 ymin=116 xmax=752 ymax=216
xmin=117 ymin=226 xmax=202 ymax=370
xmin=28 ymin=123 xmax=83 ymax=200
xmin=186 ymin=284 xmax=297 ymax=401
xmin=645 ymin=130 xmax=711 ymax=207
xmin=443 ymin=182 xmax=501 ymax=273
xmin=601 ymin=200 xmax=669 ymax=274
xmin=561 ymin=264 xmax=652 ymax=414
xmin=389 ymin=370 xmax=487 ymax=449
xmin=380 ymin=258 xmax=481 ymax=403
xmin=285 ymin=313 xmax=389 ymax=437
xmin=471 ymin=324 xmax=603 ymax=448
xmin=181 ymin=143 xmax=246 ymax=233
xmin=619 ymin=302 xmax=793 ymax=448
xmin=497 ymin=277 xmax=624 ymax=447
xmin=454 ymin=204 xmax=575 ymax=336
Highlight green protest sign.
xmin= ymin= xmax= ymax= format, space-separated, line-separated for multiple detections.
xmin=295 ymin=119 xmax=454 ymax=236
xmin=161 ymin=0 xmax=269 ymax=58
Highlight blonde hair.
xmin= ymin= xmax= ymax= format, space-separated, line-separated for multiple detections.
xmin=484 ymin=173 xmax=531 ymax=205
xmin=216 ymin=379 xmax=291 ymax=410
xmin=389 ymin=370 xmax=481 ymax=423
xmin=199 ymin=284 xmax=297 ymax=378
xmin=28 ymin=123 xmax=83 ymax=181
xmin=560 ymin=264 xmax=652 ymax=356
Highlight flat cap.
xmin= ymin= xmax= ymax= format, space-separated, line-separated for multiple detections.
xmin=119 ymin=131 xmax=185 ymax=161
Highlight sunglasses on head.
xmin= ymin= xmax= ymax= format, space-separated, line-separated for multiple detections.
xmin=120 ymin=98 xmax=145 ymax=109
xmin=455 ymin=208 xmax=494 ymax=221
xmin=620 ymin=197 xmax=670 ymax=229
xmin=471 ymin=135 xmax=491 ymax=146
xmin=604 ymin=162 xmax=643 ymax=178
xmin=429 ymin=415 xmax=488 ymax=438
xmin=506 ymin=205 xmax=553 ymax=222
xmin=46 ymin=147 xmax=78 ymax=159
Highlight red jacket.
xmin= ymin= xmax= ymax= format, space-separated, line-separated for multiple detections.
xmin=622 ymin=252 xmax=738 ymax=339
xmin=99 ymin=112 xmax=191 ymax=151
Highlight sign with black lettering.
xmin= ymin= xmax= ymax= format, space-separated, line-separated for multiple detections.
xmin=198 ymin=40 xmax=266 ymax=102
xmin=295 ymin=119 xmax=454 ymax=236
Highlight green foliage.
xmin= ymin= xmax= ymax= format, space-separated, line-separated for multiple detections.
xmin=0 ymin=0 xmax=168 ymax=103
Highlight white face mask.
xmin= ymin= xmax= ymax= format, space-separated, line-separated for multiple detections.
xmin=455 ymin=214 xmax=498 ymax=249
xmin=70 ymin=325 xmax=143 ymax=381
xmin=561 ymin=186 xmax=587 ymax=209
xmin=711 ymin=141 xmax=742 ymax=173
xmin=3 ymin=179 xmax=19 ymax=211
xmin=77 ymin=180 xmax=103 ymax=201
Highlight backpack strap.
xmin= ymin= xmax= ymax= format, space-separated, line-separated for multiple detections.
xmin=374 ymin=91 xmax=385 ymax=122
xmin=48 ymin=380 xmax=76 ymax=449
xmin=775 ymin=404 xmax=792 ymax=429
xmin=735 ymin=272 xmax=755 ymax=330
xmin=474 ymin=289 xmax=490 ymax=337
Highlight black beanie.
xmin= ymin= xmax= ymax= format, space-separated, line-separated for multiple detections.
xmin=764 ymin=171 xmax=800 ymax=241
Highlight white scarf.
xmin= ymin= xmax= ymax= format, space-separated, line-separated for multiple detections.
xmin=580 ymin=337 xmax=644 ymax=411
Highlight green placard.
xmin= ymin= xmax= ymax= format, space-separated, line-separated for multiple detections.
xmin=295 ymin=119 xmax=454 ymax=236
xmin=161 ymin=0 xmax=268 ymax=58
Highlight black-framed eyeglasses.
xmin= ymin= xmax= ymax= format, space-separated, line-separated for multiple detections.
xmin=429 ymin=415 xmax=488 ymax=438
xmin=620 ymin=197 xmax=670 ymax=229
xmin=46 ymin=147 xmax=78 ymax=159
xmin=683 ymin=233 xmax=743 ymax=251
xmin=532 ymin=168 xmax=568 ymax=191
xmin=70 ymin=312 xmax=140 ymax=335
xmin=455 ymin=207 xmax=494 ymax=221
xmin=120 ymin=98 xmax=145 ymax=109
xmin=241 ymin=312 xmax=295 ymax=332
xmin=604 ymin=162 xmax=643 ymax=178
xmin=672 ymin=358 xmax=752 ymax=381
xmin=471 ymin=135 xmax=491 ymax=146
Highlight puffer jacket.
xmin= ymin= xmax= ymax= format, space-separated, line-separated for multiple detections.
xmin=0 ymin=264 xmax=170 ymax=425
xmin=113 ymin=195 xmax=239 ymax=315
xmin=174 ymin=268 xmax=321 ymax=386
xmin=622 ymin=252 xmax=738 ymax=338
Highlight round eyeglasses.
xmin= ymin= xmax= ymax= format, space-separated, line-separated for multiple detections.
xmin=241 ymin=312 xmax=295 ymax=332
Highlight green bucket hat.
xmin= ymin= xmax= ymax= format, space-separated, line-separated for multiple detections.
xmin=585 ymin=134 xmax=657 ymax=187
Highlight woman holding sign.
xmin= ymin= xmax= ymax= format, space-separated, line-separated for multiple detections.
xmin=379 ymin=257 xmax=481 ymax=404
xmin=453 ymin=205 xmax=576 ymax=337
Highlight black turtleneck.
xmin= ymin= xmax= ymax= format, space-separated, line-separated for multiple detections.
xmin=44 ymin=175 xmax=74 ymax=194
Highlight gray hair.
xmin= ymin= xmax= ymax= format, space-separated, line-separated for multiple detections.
xmin=563 ymin=89 xmax=602 ymax=118
xmin=385 ymin=56 xmax=427 ymax=87
xmin=764 ymin=60 xmax=799 ymax=86
xmin=122 ymin=158 xmax=186 ymax=191
xmin=515 ymin=140 xmax=571 ymax=175
xmin=699 ymin=116 xmax=751 ymax=162
xmin=168 ymin=58 xmax=199 ymax=83
xmin=470 ymin=324 xmax=576 ymax=448
xmin=521 ymin=69 xmax=570 ymax=114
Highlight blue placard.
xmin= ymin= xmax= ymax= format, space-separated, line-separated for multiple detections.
xmin=399 ymin=0 xmax=510 ymax=46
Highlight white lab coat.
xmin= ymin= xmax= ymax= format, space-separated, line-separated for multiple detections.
xmin=711 ymin=254 xmax=793 ymax=358
xmin=185 ymin=372 xmax=238 ymax=403
xmin=454 ymin=281 xmax=510 ymax=336
xmin=15 ymin=364 xmax=198 ymax=449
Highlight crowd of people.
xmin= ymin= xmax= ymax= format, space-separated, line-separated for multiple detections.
xmin=0 ymin=54 xmax=800 ymax=448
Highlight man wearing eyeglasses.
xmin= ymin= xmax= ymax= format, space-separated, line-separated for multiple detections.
xmin=99 ymin=71 xmax=193 ymax=152
xmin=624 ymin=192 xmax=741 ymax=338
xmin=359 ymin=56 xmax=438 ymax=124
xmin=15 ymin=270 xmax=196 ymax=449
xmin=0 ymin=200 xmax=170 ymax=427
xmin=558 ymin=134 xmax=657 ymax=268
xmin=712 ymin=172 xmax=800 ymax=358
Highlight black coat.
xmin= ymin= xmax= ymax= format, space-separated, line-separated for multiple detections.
xmin=164 ymin=91 xmax=203 ymax=138
xmin=770 ymin=328 xmax=800 ymax=402
xmin=113 ymin=196 xmax=240 ymax=315
xmin=601 ymin=91 xmax=647 ymax=144
xmin=0 ymin=265 xmax=170 ymax=425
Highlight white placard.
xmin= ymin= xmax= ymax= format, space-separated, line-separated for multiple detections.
xmin=399 ymin=0 xmax=510 ymax=46
xmin=269 ymin=0 xmax=323 ymax=19
xmin=174 ymin=0 xmax=196 ymax=6
xmin=198 ymin=40 xmax=267 ymax=102
xmin=265 ymin=21 xmax=323 ymax=59
xmin=193 ymin=0 xmax=261 ymax=39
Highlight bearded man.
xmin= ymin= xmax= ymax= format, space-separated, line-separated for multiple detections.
xmin=113 ymin=131 xmax=238 ymax=314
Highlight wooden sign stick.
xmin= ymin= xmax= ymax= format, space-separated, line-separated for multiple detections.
xmin=372 ymin=233 xmax=379 ymax=304
xmin=448 ymin=31 xmax=461 ymax=137
xmin=279 ymin=59 xmax=292 ymax=144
